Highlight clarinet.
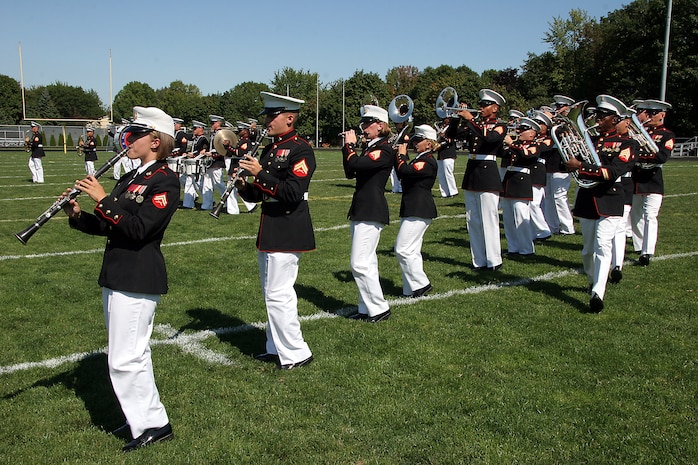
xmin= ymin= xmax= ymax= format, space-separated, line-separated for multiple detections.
xmin=210 ymin=129 xmax=268 ymax=219
xmin=14 ymin=148 xmax=129 ymax=245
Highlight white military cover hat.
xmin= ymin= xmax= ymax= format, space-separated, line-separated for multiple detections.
xmin=410 ymin=124 xmax=438 ymax=141
xmin=517 ymin=117 xmax=541 ymax=133
xmin=360 ymin=104 xmax=389 ymax=123
xmin=172 ymin=118 xmax=184 ymax=124
xmin=509 ymin=110 xmax=525 ymax=119
xmin=30 ymin=121 xmax=40 ymax=127
xmin=595 ymin=95 xmax=629 ymax=116
xmin=125 ymin=106 xmax=175 ymax=138
xmin=479 ymin=89 xmax=506 ymax=106
xmin=86 ymin=125 xmax=94 ymax=132
xmin=191 ymin=120 xmax=206 ymax=129
xmin=635 ymin=99 xmax=672 ymax=111
xmin=530 ymin=110 xmax=553 ymax=128
xmin=209 ymin=114 xmax=224 ymax=123
xmin=259 ymin=91 xmax=304 ymax=115
xmin=553 ymin=95 xmax=575 ymax=106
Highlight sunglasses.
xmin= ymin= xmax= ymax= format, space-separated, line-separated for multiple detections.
xmin=359 ymin=118 xmax=379 ymax=127
xmin=516 ymin=125 xmax=532 ymax=132
xmin=479 ymin=101 xmax=496 ymax=107
xmin=124 ymin=128 xmax=153 ymax=145
xmin=641 ymin=109 xmax=663 ymax=116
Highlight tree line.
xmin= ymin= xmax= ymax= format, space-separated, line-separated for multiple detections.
xmin=1 ymin=0 xmax=695 ymax=142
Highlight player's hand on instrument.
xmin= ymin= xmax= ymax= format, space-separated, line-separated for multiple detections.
xmin=238 ymin=154 xmax=262 ymax=177
xmin=566 ymin=157 xmax=582 ymax=171
xmin=59 ymin=189 xmax=82 ymax=218
xmin=341 ymin=129 xmax=357 ymax=145
xmin=74 ymin=176 xmax=107 ymax=203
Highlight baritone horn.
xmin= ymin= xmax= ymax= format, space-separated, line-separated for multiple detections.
xmin=628 ymin=112 xmax=660 ymax=168
xmin=388 ymin=94 xmax=414 ymax=147
xmin=435 ymin=86 xmax=480 ymax=119
xmin=550 ymin=100 xmax=602 ymax=189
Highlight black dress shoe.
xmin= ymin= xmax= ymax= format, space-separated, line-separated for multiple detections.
xmin=366 ymin=309 xmax=391 ymax=323
xmin=122 ymin=423 xmax=173 ymax=452
xmin=278 ymin=355 xmax=314 ymax=370
xmin=588 ymin=293 xmax=604 ymax=313
xmin=609 ymin=266 xmax=623 ymax=284
xmin=534 ymin=235 xmax=551 ymax=242
xmin=487 ymin=264 xmax=503 ymax=271
xmin=348 ymin=312 xmax=368 ymax=320
xmin=112 ymin=423 xmax=132 ymax=440
xmin=411 ymin=283 xmax=433 ymax=298
xmin=255 ymin=352 xmax=280 ymax=364
xmin=638 ymin=254 xmax=651 ymax=266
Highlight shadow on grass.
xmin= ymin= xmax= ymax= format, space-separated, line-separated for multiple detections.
xmin=296 ymin=283 xmax=350 ymax=315
xmin=2 ymin=353 xmax=125 ymax=433
xmin=179 ymin=307 xmax=266 ymax=359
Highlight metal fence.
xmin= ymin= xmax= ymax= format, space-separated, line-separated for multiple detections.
xmin=0 ymin=124 xmax=112 ymax=151
xmin=674 ymin=137 xmax=698 ymax=157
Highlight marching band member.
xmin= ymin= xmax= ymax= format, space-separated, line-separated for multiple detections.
xmin=200 ymin=115 xmax=227 ymax=211
xmin=610 ymin=108 xmax=641 ymax=283
xmin=566 ymin=95 xmax=637 ymax=313
xmin=61 ymin=106 xmax=180 ymax=451
xmin=81 ymin=126 xmax=98 ymax=176
xmin=543 ymin=95 xmax=576 ymax=235
xmin=172 ymin=118 xmax=188 ymax=188
xmin=630 ymin=99 xmax=675 ymax=266
xmin=395 ymin=124 xmax=438 ymax=298
xmin=342 ymin=104 xmax=394 ymax=322
xmin=181 ymin=120 xmax=207 ymax=209
xmin=501 ymin=110 xmax=524 ymax=181
xmin=27 ymin=122 xmax=45 ymax=183
xmin=446 ymin=89 xmax=507 ymax=271
xmin=501 ymin=117 xmax=541 ymax=257
xmin=530 ymin=110 xmax=554 ymax=241
xmin=436 ymin=117 xmax=459 ymax=198
xmin=235 ymin=92 xmax=315 ymax=369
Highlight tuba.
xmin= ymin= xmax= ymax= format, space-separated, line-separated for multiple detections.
xmin=550 ymin=101 xmax=602 ymax=189
xmin=388 ymin=94 xmax=414 ymax=147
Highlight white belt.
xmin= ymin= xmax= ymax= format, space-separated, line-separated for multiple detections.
xmin=537 ymin=158 xmax=546 ymax=165
xmin=621 ymin=172 xmax=632 ymax=178
xmin=37 ymin=144 xmax=43 ymax=147
xmin=507 ymin=166 xmax=530 ymax=174
xmin=470 ymin=154 xmax=496 ymax=161
xmin=614 ymin=177 xmax=622 ymax=183
xmin=637 ymin=163 xmax=661 ymax=170
xmin=264 ymin=192 xmax=308 ymax=203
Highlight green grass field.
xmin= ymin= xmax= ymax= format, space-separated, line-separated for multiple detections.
xmin=0 ymin=149 xmax=696 ymax=464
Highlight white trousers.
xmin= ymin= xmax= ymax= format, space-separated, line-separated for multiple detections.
xmin=201 ymin=166 xmax=229 ymax=211
xmin=544 ymin=173 xmax=575 ymax=234
xmin=612 ymin=204 xmax=632 ymax=269
xmin=395 ymin=217 xmax=432 ymax=295
xmin=350 ymin=221 xmax=389 ymax=316
xmin=28 ymin=157 xmax=44 ymax=183
xmin=390 ymin=168 xmax=402 ymax=193
xmin=102 ymin=288 xmax=168 ymax=439
xmin=85 ymin=160 xmax=96 ymax=176
xmin=464 ymin=190 xmax=502 ymax=268
xmin=182 ymin=174 xmax=201 ymax=208
xmin=580 ymin=216 xmax=621 ymax=300
xmin=501 ymin=198 xmax=535 ymax=255
xmin=437 ymin=159 xmax=458 ymax=197
xmin=631 ymin=193 xmax=663 ymax=255
xmin=258 ymin=252 xmax=312 ymax=365
xmin=530 ymin=186 xmax=551 ymax=239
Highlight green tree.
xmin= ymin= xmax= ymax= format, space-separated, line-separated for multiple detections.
xmin=270 ymin=68 xmax=320 ymax=138
xmin=0 ymin=75 xmax=22 ymax=124
xmin=385 ymin=65 xmax=420 ymax=97
xmin=40 ymin=82 xmax=104 ymax=119
xmin=411 ymin=65 xmax=482 ymax=125
xmin=112 ymin=81 xmax=158 ymax=122
xmin=156 ymin=80 xmax=206 ymax=125
xmin=220 ymin=81 xmax=270 ymax=126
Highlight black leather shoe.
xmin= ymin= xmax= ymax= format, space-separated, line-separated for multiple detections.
xmin=122 ymin=423 xmax=173 ymax=452
xmin=588 ymin=293 xmax=604 ymax=313
xmin=412 ymin=283 xmax=433 ymax=298
xmin=487 ymin=264 xmax=503 ymax=271
xmin=278 ymin=355 xmax=314 ymax=370
xmin=112 ymin=423 xmax=132 ymax=440
xmin=366 ymin=310 xmax=391 ymax=323
xmin=609 ymin=266 xmax=622 ymax=284
xmin=638 ymin=254 xmax=651 ymax=266
xmin=255 ymin=353 xmax=280 ymax=364
xmin=348 ymin=312 xmax=368 ymax=320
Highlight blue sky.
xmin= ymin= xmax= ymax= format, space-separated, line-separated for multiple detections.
xmin=1 ymin=0 xmax=631 ymax=108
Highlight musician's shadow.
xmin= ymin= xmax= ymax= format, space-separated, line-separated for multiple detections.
xmin=179 ymin=307 xmax=266 ymax=358
xmin=525 ymin=278 xmax=591 ymax=313
xmin=331 ymin=269 xmax=403 ymax=309
xmin=2 ymin=353 xmax=124 ymax=434
xmin=296 ymin=283 xmax=350 ymax=316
